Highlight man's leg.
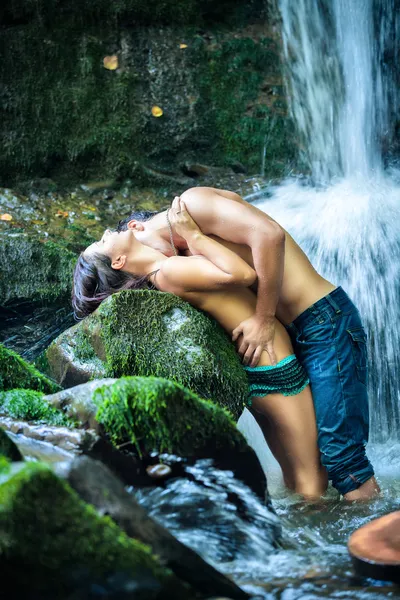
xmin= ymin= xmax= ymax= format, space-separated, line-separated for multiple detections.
xmin=287 ymin=288 xmax=380 ymax=500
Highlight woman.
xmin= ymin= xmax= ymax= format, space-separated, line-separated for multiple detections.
xmin=73 ymin=198 xmax=328 ymax=499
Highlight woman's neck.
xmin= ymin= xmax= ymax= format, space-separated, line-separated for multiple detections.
xmin=124 ymin=243 xmax=167 ymax=277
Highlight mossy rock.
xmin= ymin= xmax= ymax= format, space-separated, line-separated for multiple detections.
xmin=94 ymin=376 xmax=248 ymax=457
xmin=0 ymin=344 xmax=60 ymax=394
xmin=43 ymin=290 xmax=248 ymax=418
xmin=0 ymin=462 xmax=189 ymax=598
xmin=0 ymin=232 xmax=77 ymax=305
xmin=0 ymin=428 xmax=23 ymax=462
xmin=0 ymin=1 xmax=294 ymax=186
xmin=0 ymin=389 xmax=72 ymax=427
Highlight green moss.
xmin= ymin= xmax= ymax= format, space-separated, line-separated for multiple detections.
xmin=96 ymin=290 xmax=248 ymax=418
xmin=0 ymin=0 xmax=292 ymax=185
xmin=196 ymin=35 xmax=296 ymax=174
xmin=0 ymin=462 xmax=183 ymax=596
xmin=0 ymin=429 xmax=23 ymax=463
xmin=95 ymin=376 xmax=248 ymax=457
xmin=0 ymin=233 xmax=77 ymax=304
xmin=0 ymin=344 xmax=60 ymax=394
xmin=0 ymin=389 xmax=73 ymax=427
xmin=0 ymin=456 xmax=11 ymax=475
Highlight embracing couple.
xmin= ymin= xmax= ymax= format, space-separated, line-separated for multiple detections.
xmin=72 ymin=186 xmax=380 ymax=502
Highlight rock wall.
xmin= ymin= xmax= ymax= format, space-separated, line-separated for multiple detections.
xmin=0 ymin=0 xmax=296 ymax=184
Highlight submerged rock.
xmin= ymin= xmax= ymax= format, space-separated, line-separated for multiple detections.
xmin=42 ymin=290 xmax=248 ymax=418
xmin=0 ymin=462 xmax=190 ymax=599
xmin=0 ymin=344 xmax=60 ymax=393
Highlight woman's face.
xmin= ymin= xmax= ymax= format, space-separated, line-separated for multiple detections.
xmin=84 ymin=228 xmax=135 ymax=262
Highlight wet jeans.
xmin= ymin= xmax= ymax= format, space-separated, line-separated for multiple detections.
xmin=286 ymin=287 xmax=375 ymax=495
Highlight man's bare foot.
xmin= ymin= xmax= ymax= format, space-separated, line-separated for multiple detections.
xmin=343 ymin=476 xmax=381 ymax=502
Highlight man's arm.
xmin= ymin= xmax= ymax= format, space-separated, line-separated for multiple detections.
xmin=180 ymin=187 xmax=286 ymax=366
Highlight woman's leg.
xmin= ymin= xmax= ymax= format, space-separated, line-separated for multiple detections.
xmin=248 ymin=321 xmax=328 ymax=499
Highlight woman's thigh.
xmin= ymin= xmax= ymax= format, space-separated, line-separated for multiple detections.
xmin=250 ymin=387 xmax=327 ymax=495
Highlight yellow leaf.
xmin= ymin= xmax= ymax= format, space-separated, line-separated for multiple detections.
xmin=55 ymin=210 xmax=69 ymax=218
xmin=0 ymin=213 xmax=12 ymax=221
xmin=151 ymin=106 xmax=163 ymax=117
xmin=179 ymin=43 xmax=188 ymax=49
xmin=103 ymin=55 xmax=118 ymax=70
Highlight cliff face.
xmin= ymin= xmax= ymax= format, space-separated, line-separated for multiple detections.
xmin=0 ymin=0 xmax=296 ymax=184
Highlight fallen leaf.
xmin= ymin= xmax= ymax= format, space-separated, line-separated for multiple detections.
xmin=179 ymin=43 xmax=188 ymax=49
xmin=151 ymin=106 xmax=163 ymax=117
xmin=0 ymin=213 xmax=12 ymax=221
xmin=103 ymin=55 xmax=118 ymax=70
xmin=55 ymin=210 xmax=69 ymax=218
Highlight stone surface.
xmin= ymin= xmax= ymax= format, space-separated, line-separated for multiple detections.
xmin=62 ymin=455 xmax=250 ymax=599
xmin=0 ymin=1 xmax=296 ymax=185
xmin=41 ymin=290 xmax=249 ymax=418
xmin=0 ymin=461 xmax=190 ymax=598
xmin=0 ymin=231 xmax=77 ymax=305
xmin=0 ymin=426 xmax=23 ymax=462
xmin=0 ymin=343 xmax=60 ymax=393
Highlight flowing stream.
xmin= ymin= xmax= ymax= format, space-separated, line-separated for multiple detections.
xmin=2 ymin=1 xmax=400 ymax=597
xmin=137 ymin=1 xmax=400 ymax=596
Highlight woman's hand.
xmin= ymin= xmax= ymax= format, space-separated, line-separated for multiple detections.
xmin=169 ymin=197 xmax=202 ymax=241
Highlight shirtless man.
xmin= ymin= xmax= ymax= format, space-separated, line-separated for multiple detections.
xmin=115 ymin=187 xmax=380 ymax=501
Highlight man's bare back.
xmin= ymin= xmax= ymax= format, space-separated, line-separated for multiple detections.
xmin=178 ymin=188 xmax=335 ymax=324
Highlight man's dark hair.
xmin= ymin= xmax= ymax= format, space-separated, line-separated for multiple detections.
xmin=116 ymin=210 xmax=159 ymax=232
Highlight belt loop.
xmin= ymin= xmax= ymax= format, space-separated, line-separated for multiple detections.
xmin=325 ymin=292 xmax=342 ymax=314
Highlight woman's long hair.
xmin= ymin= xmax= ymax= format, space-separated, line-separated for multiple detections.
xmin=71 ymin=252 xmax=155 ymax=320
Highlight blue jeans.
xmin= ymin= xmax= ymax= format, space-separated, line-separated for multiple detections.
xmin=286 ymin=287 xmax=375 ymax=495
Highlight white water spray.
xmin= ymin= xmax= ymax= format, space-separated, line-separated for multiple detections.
xmin=251 ymin=0 xmax=400 ymax=440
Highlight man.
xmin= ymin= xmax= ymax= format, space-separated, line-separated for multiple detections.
xmin=116 ymin=186 xmax=380 ymax=501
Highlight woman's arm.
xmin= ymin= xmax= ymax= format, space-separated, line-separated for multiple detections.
xmin=158 ymin=198 xmax=256 ymax=292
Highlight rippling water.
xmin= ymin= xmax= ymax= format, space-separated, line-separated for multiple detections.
xmin=133 ymin=424 xmax=400 ymax=599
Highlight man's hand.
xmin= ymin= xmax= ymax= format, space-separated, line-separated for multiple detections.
xmin=169 ymin=197 xmax=202 ymax=240
xmin=232 ymin=315 xmax=277 ymax=367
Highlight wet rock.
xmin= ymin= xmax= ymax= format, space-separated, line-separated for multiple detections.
xmin=0 ymin=416 xmax=97 ymax=454
xmin=80 ymin=180 xmax=117 ymax=196
xmin=0 ymin=232 xmax=77 ymax=305
xmin=62 ymin=456 xmax=249 ymax=599
xmin=41 ymin=290 xmax=248 ymax=418
xmin=0 ymin=426 xmax=23 ymax=461
xmin=94 ymin=377 xmax=268 ymax=500
xmin=44 ymin=378 xmax=117 ymax=429
xmin=146 ymin=464 xmax=172 ymax=479
xmin=0 ymin=344 xmax=60 ymax=393
xmin=0 ymin=462 xmax=189 ymax=599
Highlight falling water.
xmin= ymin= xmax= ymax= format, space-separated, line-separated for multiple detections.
xmin=251 ymin=0 xmax=400 ymax=441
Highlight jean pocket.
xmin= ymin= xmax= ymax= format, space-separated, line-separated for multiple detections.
xmin=347 ymin=327 xmax=368 ymax=385
xmin=296 ymin=312 xmax=333 ymax=344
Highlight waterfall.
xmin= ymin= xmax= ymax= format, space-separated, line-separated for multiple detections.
xmin=251 ymin=0 xmax=400 ymax=441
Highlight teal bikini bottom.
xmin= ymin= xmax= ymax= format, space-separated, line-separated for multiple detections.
xmin=244 ymin=354 xmax=310 ymax=406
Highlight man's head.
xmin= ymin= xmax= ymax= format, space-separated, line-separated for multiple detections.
xmin=116 ymin=209 xmax=158 ymax=233
xmin=116 ymin=208 xmax=175 ymax=257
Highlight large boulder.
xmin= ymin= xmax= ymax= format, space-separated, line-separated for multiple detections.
xmin=0 ymin=344 xmax=60 ymax=393
xmin=41 ymin=290 xmax=248 ymax=418
xmin=47 ymin=376 xmax=268 ymax=499
xmin=0 ymin=461 xmax=191 ymax=599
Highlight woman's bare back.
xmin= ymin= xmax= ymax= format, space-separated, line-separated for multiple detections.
xmin=182 ymin=286 xmax=294 ymax=367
